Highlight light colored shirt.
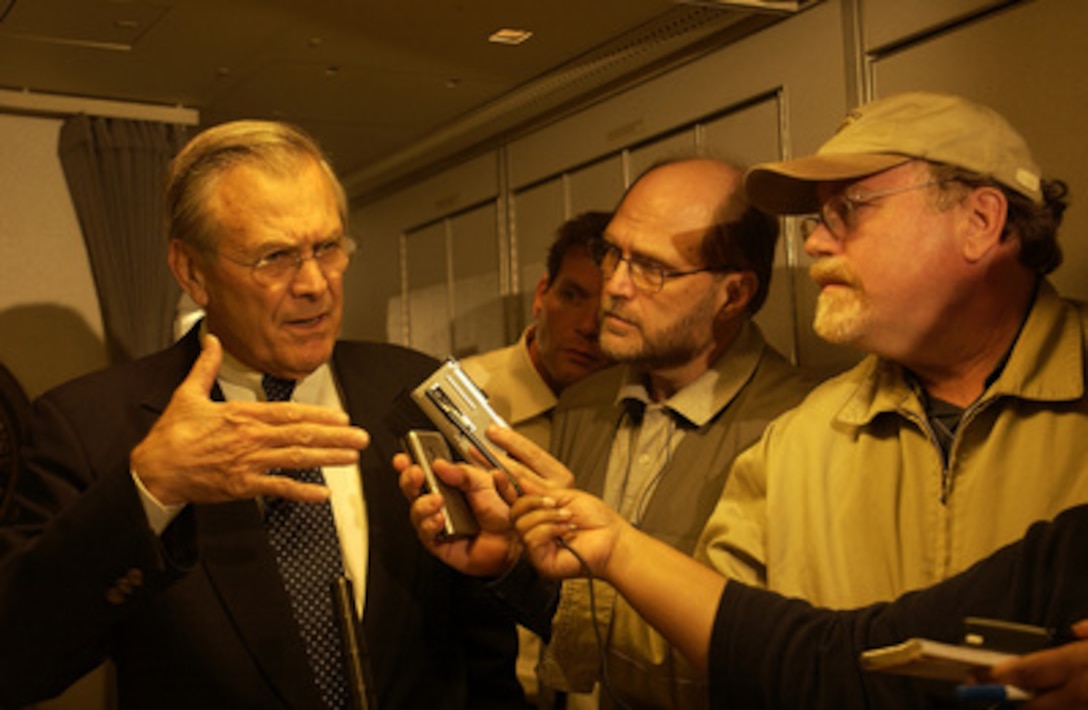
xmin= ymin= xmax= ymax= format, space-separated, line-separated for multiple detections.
xmin=461 ymin=326 xmax=557 ymax=449
xmin=540 ymin=322 xmax=811 ymax=707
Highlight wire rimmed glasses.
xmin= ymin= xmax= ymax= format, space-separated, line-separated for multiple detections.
xmin=220 ymin=235 xmax=357 ymax=286
xmin=588 ymin=238 xmax=732 ymax=293
xmin=801 ymin=180 xmax=947 ymax=241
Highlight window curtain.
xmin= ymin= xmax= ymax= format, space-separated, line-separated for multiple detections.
xmin=58 ymin=115 xmax=189 ymax=363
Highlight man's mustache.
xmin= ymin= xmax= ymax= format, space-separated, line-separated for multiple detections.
xmin=809 ymin=258 xmax=859 ymax=289
xmin=600 ymin=303 xmax=638 ymax=328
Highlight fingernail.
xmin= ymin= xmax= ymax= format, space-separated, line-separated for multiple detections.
xmin=542 ymin=496 xmax=556 ymax=507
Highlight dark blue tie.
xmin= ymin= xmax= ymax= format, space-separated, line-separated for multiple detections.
xmin=262 ymin=374 xmax=349 ymax=709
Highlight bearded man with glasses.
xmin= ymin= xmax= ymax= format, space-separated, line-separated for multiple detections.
xmin=0 ymin=120 xmax=523 ymax=709
xmin=687 ymin=92 xmax=1088 ymax=701
xmin=396 ymin=157 xmax=809 ymax=709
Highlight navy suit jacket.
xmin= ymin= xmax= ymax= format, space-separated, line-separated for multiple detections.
xmin=0 ymin=327 xmax=522 ymax=709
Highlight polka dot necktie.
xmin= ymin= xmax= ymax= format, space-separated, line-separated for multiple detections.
xmin=262 ymin=374 xmax=349 ymax=709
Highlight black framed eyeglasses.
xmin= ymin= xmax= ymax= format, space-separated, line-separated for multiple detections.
xmin=219 ymin=235 xmax=357 ymax=286
xmin=588 ymin=238 xmax=731 ymax=293
xmin=801 ymin=180 xmax=947 ymax=241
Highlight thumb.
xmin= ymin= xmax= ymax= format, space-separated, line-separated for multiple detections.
xmin=182 ymin=333 xmax=223 ymax=397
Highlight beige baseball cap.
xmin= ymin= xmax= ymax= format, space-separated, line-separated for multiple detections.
xmin=746 ymin=92 xmax=1043 ymax=215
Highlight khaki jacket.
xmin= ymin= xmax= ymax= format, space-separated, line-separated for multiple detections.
xmin=462 ymin=326 xmax=556 ymax=450
xmin=699 ymin=281 xmax=1088 ymax=609
xmin=541 ymin=322 xmax=809 ymax=707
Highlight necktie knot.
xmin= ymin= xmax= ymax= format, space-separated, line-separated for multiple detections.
xmin=262 ymin=374 xmax=297 ymax=403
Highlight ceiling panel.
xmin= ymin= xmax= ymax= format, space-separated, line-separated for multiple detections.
xmin=0 ymin=0 xmax=803 ymax=198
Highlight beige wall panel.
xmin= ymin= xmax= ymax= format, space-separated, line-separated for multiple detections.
xmin=341 ymin=224 xmax=404 ymax=343
xmin=405 ymin=222 xmax=452 ymax=356
xmin=568 ymin=154 xmax=627 ymax=214
xmin=702 ymin=104 xmax=778 ymax=169
xmin=506 ymin=1 xmax=852 ymax=190
xmin=345 ymin=152 xmax=498 ymax=341
xmin=863 ymin=0 xmax=1010 ymax=51
xmin=450 ymin=203 xmax=504 ymax=357
xmin=629 ymin=130 xmax=698 ymax=179
xmin=0 ymin=114 xmax=107 ymax=399
xmin=386 ymin=290 xmax=405 ymax=345
xmin=512 ymin=179 xmax=567 ymax=328
xmin=872 ymin=0 xmax=1088 ymax=300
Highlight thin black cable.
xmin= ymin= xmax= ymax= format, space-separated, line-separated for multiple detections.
xmin=555 ymin=537 xmax=633 ymax=710
xmin=560 ymin=402 xmax=676 ymax=707
xmin=630 ymin=415 xmax=675 ymax=529
xmin=612 ymin=403 xmax=676 ymax=528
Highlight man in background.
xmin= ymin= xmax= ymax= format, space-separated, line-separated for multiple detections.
xmin=462 ymin=210 xmax=612 ymax=450
xmin=536 ymin=158 xmax=808 ymax=708
xmin=401 ymin=157 xmax=810 ymax=708
xmin=462 ymin=210 xmax=612 ymax=704
xmin=0 ymin=120 xmax=521 ymax=708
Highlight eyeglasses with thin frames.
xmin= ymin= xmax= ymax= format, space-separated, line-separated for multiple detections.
xmin=219 ymin=235 xmax=357 ymax=286
xmin=801 ymin=180 xmax=948 ymax=241
xmin=588 ymin=238 xmax=732 ymax=293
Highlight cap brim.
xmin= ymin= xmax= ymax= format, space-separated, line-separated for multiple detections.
xmin=746 ymin=153 xmax=912 ymax=214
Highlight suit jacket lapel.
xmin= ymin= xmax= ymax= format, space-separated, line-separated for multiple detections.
xmin=330 ymin=345 xmax=410 ymax=632
xmin=156 ymin=326 xmax=323 ymax=707
xmin=331 ymin=342 xmax=439 ymax=701
xmin=197 ymin=502 xmax=322 ymax=708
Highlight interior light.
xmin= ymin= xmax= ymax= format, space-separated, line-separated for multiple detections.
xmin=488 ymin=28 xmax=533 ymax=45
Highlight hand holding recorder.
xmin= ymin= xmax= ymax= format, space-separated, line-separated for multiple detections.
xmin=394 ymin=359 xmax=574 ymax=577
xmin=394 ymin=425 xmax=574 ymax=577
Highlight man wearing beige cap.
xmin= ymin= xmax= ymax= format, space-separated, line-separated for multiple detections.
xmin=697 ymin=91 xmax=1088 ymax=618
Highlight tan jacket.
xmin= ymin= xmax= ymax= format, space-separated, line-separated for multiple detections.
xmin=699 ymin=281 xmax=1088 ymax=609
xmin=461 ymin=326 xmax=556 ymax=450
xmin=541 ymin=322 xmax=809 ymax=707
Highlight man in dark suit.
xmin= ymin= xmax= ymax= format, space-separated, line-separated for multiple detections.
xmin=0 ymin=121 xmax=521 ymax=708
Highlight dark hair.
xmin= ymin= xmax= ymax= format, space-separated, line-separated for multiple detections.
xmin=545 ymin=211 xmax=612 ymax=285
xmin=702 ymin=197 xmax=779 ymax=315
xmin=929 ymin=163 xmax=1068 ymax=276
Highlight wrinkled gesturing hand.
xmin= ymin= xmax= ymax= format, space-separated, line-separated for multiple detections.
xmin=130 ymin=334 xmax=370 ymax=506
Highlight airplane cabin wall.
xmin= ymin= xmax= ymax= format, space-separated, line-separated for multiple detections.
xmin=348 ymin=0 xmax=1088 ymax=383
